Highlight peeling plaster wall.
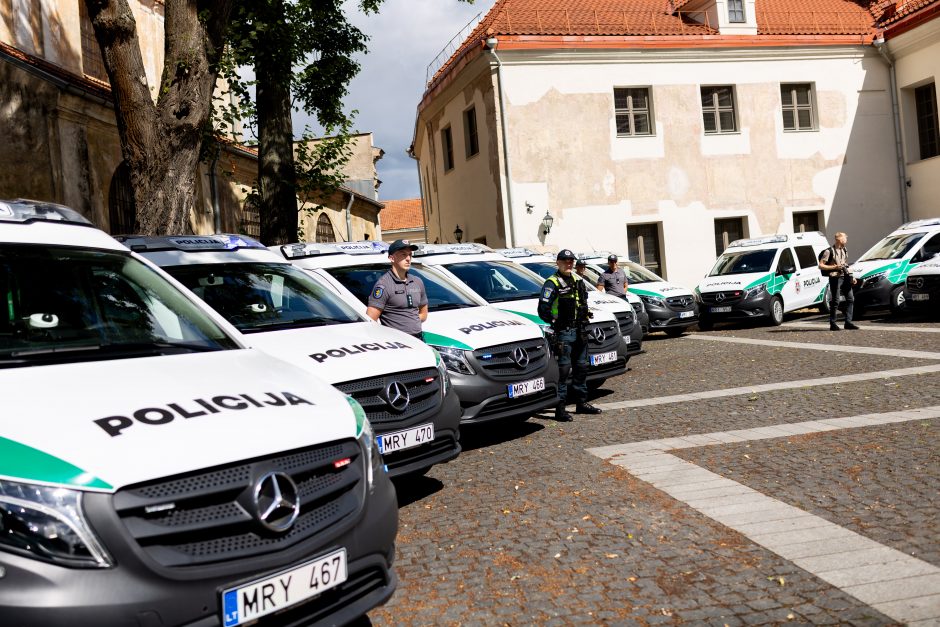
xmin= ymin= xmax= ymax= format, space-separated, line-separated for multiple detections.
xmin=891 ymin=20 xmax=940 ymax=222
xmin=490 ymin=48 xmax=901 ymax=286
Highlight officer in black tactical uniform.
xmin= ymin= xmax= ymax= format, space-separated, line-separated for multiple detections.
xmin=537 ymin=249 xmax=602 ymax=422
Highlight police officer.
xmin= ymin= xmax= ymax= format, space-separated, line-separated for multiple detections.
xmin=538 ymin=249 xmax=602 ymax=422
xmin=367 ymin=239 xmax=428 ymax=339
xmin=597 ymin=254 xmax=629 ymax=299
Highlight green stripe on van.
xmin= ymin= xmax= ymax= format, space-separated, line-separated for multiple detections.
xmin=626 ymin=287 xmax=661 ymax=298
xmin=0 ymin=436 xmax=111 ymax=490
xmin=500 ymin=309 xmax=543 ymax=325
xmin=422 ymin=332 xmax=472 ymax=350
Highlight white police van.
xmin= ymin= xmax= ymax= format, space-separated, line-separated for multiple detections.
xmin=0 ymin=200 xmax=397 ymax=626
xmin=905 ymin=251 xmax=940 ymax=315
xmin=578 ymin=252 xmax=698 ymax=336
xmin=494 ymin=248 xmax=644 ymax=353
xmin=119 ymin=234 xmax=462 ymax=479
xmin=695 ymin=232 xmax=830 ymax=328
xmin=274 ymin=242 xmax=561 ymax=424
xmin=851 ymin=218 xmax=940 ymax=315
xmin=412 ymin=244 xmax=631 ymax=386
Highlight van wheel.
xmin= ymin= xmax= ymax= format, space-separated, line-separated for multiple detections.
xmin=889 ymin=285 xmax=907 ymax=315
xmin=769 ymin=296 xmax=785 ymax=326
xmin=817 ymin=286 xmax=831 ymax=313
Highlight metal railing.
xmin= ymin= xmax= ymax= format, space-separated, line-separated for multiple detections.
xmin=426 ymin=12 xmax=483 ymax=86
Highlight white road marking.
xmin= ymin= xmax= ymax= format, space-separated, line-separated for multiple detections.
xmin=593 ymin=363 xmax=940 ymax=411
xmin=587 ymin=406 xmax=940 ymax=625
xmin=688 ymin=333 xmax=940 ymax=360
xmin=784 ymin=321 xmax=940 ymax=334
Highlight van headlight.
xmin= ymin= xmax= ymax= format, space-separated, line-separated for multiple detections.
xmin=0 ymin=480 xmax=112 ymax=568
xmin=639 ymin=295 xmax=664 ymax=308
xmin=863 ymin=272 xmax=887 ymax=288
xmin=432 ymin=348 xmax=452 ymax=397
xmin=744 ymin=283 xmax=767 ymax=299
xmin=348 ymin=397 xmax=383 ymax=492
xmin=429 ymin=345 xmax=475 ymax=375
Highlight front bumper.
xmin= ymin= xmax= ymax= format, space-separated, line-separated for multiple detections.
xmin=585 ymin=334 xmax=630 ymax=383
xmin=0 ymin=468 xmax=399 ymax=627
xmin=698 ymin=290 xmax=772 ymax=321
xmin=854 ymin=278 xmax=897 ymax=309
xmin=645 ymin=301 xmax=699 ymax=330
xmin=379 ymin=387 xmax=462 ymax=479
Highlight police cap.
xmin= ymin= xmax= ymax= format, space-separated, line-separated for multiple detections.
xmin=556 ymin=249 xmax=576 ymax=260
xmin=388 ymin=239 xmax=419 ymax=255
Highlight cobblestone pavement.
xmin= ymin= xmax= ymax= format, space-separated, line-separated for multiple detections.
xmin=371 ymin=318 xmax=939 ymax=626
xmin=702 ymin=324 xmax=940 ymax=353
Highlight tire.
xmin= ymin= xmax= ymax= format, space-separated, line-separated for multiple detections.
xmin=817 ymin=286 xmax=831 ymax=314
xmin=587 ymin=379 xmax=604 ymax=391
xmin=769 ymin=296 xmax=785 ymax=326
xmin=697 ymin=318 xmax=714 ymax=331
xmin=889 ymin=285 xmax=907 ymax=315
xmin=665 ymin=326 xmax=685 ymax=337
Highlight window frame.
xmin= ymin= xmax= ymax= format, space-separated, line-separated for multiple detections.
xmin=792 ymin=210 xmax=821 ymax=234
xmin=441 ymin=126 xmax=455 ymax=172
xmin=463 ymin=107 xmax=480 ymax=159
xmin=794 ymin=245 xmax=818 ymax=270
xmin=727 ymin=0 xmax=746 ymax=23
xmin=780 ymin=83 xmax=817 ymax=132
xmin=713 ymin=217 xmax=747 ymax=255
xmin=613 ymin=87 xmax=654 ymax=137
xmin=700 ymin=85 xmax=738 ymax=135
xmin=627 ymin=222 xmax=665 ymax=277
xmin=914 ymin=83 xmax=940 ymax=161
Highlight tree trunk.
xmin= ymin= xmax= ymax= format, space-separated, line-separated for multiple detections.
xmin=85 ymin=0 xmax=233 ymax=235
xmin=255 ymin=1 xmax=299 ymax=246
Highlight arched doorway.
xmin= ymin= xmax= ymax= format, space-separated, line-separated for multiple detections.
xmin=315 ymin=213 xmax=336 ymax=243
xmin=108 ymin=161 xmax=136 ymax=234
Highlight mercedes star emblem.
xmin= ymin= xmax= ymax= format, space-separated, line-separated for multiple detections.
xmin=914 ymin=277 xmax=925 ymax=289
xmin=510 ymin=347 xmax=530 ymax=368
xmin=252 ymin=472 xmax=300 ymax=533
xmin=591 ymin=326 xmax=606 ymax=343
xmin=715 ymin=293 xmax=726 ymax=302
xmin=384 ymin=380 xmax=411 ymax=412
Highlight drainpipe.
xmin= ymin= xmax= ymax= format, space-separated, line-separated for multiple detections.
xmin=208 ymin=148 xmax=222 ymax=233
xmin=344 ymin=190 xmax=355 ymax=241
xmin=408 ymin=147 xmax=430 ymax=243
xmin=873 ymin=36 xmax=910 ymax=224
xmin=486 ymin=38 xmax=517 ymax=248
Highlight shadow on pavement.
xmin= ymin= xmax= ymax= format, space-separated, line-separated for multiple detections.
xmin=393 ymin=475 xmax=444 ymax=508
xmin=457 ymin=418 xmax=545 ymax=453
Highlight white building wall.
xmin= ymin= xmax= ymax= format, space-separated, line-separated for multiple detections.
xmin=494 ymin=47 xmax=901 ymax=287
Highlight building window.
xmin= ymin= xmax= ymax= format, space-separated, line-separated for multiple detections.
xmin=614 ymin=87 xmax=653 ymax=136
xmin=793 ymin=211 xmax=821 ymax=233
xmin=79 ymin=1 xmax=109 ymax=82
xmin=627 ymin=223 xmax=663 ymax=275
xmin=915 ymin=83 xmax=939 ymax=160
xmin=315 ymin=214 xmax=336 ymax=243
xmin=727 ymin=0 xmax=746 ymax=22
xmin=781 ymin=84 xmax=816 ymax=132
xmin=108 ymin=162 xmax=135 ymax=234
xmin=701 ymin=86 xmax=737 ymax=134
xmin=441 ymin=126 xmax=455 ymax=172
xmin=463 ymin=108 xmax=479 ymax=158
xmin=714 ymin=217 xmax=746 ymax=255
xmin=240 ymin=198 xmax=261 ymax=237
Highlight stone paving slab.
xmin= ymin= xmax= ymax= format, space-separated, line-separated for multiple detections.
xmin=688 ymin=333 xmax=940 ymax=360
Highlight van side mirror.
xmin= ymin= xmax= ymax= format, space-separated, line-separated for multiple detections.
xmin=778 ymin=265 xmax=796 ymax=275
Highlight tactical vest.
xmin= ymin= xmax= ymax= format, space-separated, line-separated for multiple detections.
xmin=548 ymin=274 xmax=583 ymax=326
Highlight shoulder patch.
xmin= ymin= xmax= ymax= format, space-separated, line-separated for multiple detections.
xmin=373 ymin=286 xmax=384 ymax=299
xmin=540 ymin=286 xmax=553 ymax=301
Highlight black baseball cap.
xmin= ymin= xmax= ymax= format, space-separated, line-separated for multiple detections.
xmin=608 ymin=254 xmax=618 ymax=262
xmin=388 ymin=239 xmax=419 ymax=255
xmin=557 ymin=249 xmax=576 ymax=260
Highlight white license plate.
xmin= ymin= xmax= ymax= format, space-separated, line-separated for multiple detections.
xmin=377 ymin=423 xmax=434 ymax=454
xmin=590 ymin=350 xmax=618 ymax=366
xmin=507 ymin=376 xmax=545 ymax=398
xmin=222 ymin=548 xmax=347 ymax=627
xmin=912 ymin=293 xmax=930 ymax=301
xmin=679 ymin=310 xmax=695 ymax=318
xmin=710 ymin=306 xmax=732 ymax=313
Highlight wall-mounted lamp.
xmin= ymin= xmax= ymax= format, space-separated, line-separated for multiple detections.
xmin=541 ymin=211 xmax=554 ymax=236
xmin=525 ymin=202 xmax=534 ymax=214
xmin=454 ymin=224 xmax=464 ymax=243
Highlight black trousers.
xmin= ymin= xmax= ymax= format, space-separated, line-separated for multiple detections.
xmin=829 ymin=275 xmax=855 ymax=324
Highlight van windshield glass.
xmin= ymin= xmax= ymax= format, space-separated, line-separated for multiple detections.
xmin=709 ymin=249 xmax=777 ymax=276
xmin=443 ymin=260 xmax=543 ymax=302
xmin=858 ymin=233 xmax=925 ymax=261
xmin=328 ymin=264 xmax=478 ymax=312
xmin=621 ymin=261 xmax=662 ymax=283
xmin=0 ymin=245 xmax=238 ymax=367
xmin=166 ymin=263 xmax=362 ymax=333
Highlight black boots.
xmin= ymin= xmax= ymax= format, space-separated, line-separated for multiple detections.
xmin=576 ymin=402 xmax=602 ymax=415
xmin=554 ymin=402 xmax=573 ymax=422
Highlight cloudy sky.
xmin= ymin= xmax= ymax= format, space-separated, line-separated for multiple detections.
xmin=295 ymin=0 xmax=498 ymax=201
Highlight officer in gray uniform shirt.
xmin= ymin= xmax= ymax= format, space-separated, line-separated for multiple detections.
xmin=597 ymin=254 xmax=628 ymax=299
xmin=367 ymin=239 xmax=428 ymax=339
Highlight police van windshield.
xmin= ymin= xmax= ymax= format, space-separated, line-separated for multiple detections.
xmin=522 ymin=262 xmax=556 ymax=280
xmin=166 ymin=263 xmax=362 ymax=333
xmin=621 ymin=261 xmax=662 ymax=284
xmin=0 ymin=245 xmax=238 ymax=367
xmin=444 ymin=260 xmax=543 ymax=303
xmin=709 ymin=249 xmax=777 ymax=276
xmin=328 ymin=264 xmax=478 ymax=312
xmin=858 ymin=233 xmax=926 ymax=262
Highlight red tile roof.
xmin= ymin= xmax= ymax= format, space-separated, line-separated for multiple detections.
xmin=381 ymin=198 xmax=425 ymax=231
xmin=873 ymin=0 xmax=940 ymax=28
xmin=424 ymin=0 xmax=881 ymax=100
